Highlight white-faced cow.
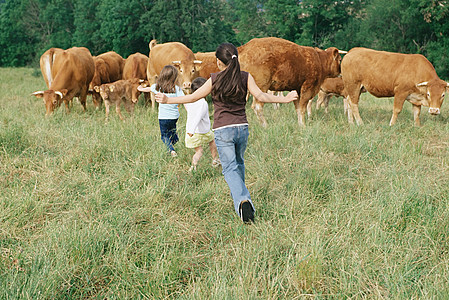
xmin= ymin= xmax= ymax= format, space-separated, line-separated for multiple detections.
xmin=341 ymin=47 xmax=449 ymax=126
xmin=238 ymin=37 xmax=345 ymax=126
xmin=89 ymin=51 xmax=125 ymax=109
xmin=146 ymin=40 xmax=202 ymax=109
xmin=33 ymin=47 xmax=95 ymax=116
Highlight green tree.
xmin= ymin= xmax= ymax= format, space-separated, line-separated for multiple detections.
xmin=264 ymin=0 xmax=302 ymax=42
xmin=0 ymin=0 xmax=34 ymax=66
xmin=226 ymin=0 xmax=268 ymax=45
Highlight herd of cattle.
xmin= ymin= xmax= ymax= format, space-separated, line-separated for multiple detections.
xmin=32 ymin=37 xmax=449 ymax=126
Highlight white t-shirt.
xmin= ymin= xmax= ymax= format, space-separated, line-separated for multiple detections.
xmin=184 ymin=98 xmax=211 ymax=135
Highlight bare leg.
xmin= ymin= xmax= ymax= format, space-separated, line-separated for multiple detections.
xmin=190 ymin=146 xmax=203 ymax=171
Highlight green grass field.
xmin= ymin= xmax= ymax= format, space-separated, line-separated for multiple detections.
xmin=1 ymin=68 xmax=449 ymax=299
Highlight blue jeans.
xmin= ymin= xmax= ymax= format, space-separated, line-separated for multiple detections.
xmin=214 ymin=125 xmax=255 ymax=216
xmin=159 ymin=119 xmax=179 ymax=152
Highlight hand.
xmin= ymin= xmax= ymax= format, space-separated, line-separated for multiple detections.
xmin=285 ymin=91 xmax=298 ymax=103
xmin=155 ymin=93 xmax=168 ymax=103
xmin=137 ymin=85 xmax=151 ymax=92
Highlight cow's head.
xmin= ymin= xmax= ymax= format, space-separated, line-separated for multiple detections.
xmin=172 ymin=60 xmax=202 ymax=92
xmin=416 ymin=79 xmax=449 ymax=115
xmin=325 ymin=47 xmax=343 ymax=77
xmin=130 ymin=79 xmax=143 ymax=104
xmin=32 ymin=89 xmax=67 ymax=115
xmin=94 ymin=84 xmax=111 ymax=101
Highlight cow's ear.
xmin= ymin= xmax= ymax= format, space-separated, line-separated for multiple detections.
xmin=60 ymin=89 xmax=68 ymax=96
xmin=172 ymin=61 xmax=181 ymax=68
xmin=94 ymin=86 xmax=100 ymax=93
xmin=333 ymin=48 xmax=340 ymax=61
xmin=31 ymin=91 xmax=44 ymax=98
xmin=194 ymin=60 xmax=203 ymax=71
xmin=416 ymin=82 xmax=428 ymax=93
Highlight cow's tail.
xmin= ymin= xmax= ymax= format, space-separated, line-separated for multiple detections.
xmin=42 ymin=48 xmax=58 ymax=88
xmin=149 ymin=40 xmax=157 ymax=50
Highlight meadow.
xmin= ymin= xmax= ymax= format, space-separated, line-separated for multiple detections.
xmin=1 ymin=67 xmax=448 ymax=299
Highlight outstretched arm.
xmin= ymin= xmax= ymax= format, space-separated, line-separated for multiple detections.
xmin=247 ymin=73 xmax=298 ymax=103
xmin=155 ymin=78 xmax=212 ymax=104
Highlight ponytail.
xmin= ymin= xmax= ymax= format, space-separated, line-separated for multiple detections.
xmin=211 ymin=43 xmax=246 ymax=103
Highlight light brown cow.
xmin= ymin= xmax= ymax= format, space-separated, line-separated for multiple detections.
xmin=89 ymin=51 xmax=125 ymax=108
xmin=123 ymin=52 xmax=149 ymax=105
xmin=307 ymin=77 xmax=350 ymax=117
xmin=194 ymin=51 xmax=219 ymax=79
xmin=341 ymin=47 xmax=449 ymax=126
xmin=32 ymin=47 xmax=95 ymax=115
xmin=238 ymin=37 xmax=344 ymax=126
xmin=94 ymin=78 xmax=142 ymax=121
xmin=147 ymin=40 xmax=202 ymax=108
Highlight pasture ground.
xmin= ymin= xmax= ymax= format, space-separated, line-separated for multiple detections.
xmin=1 ymin=68 xmax=449 ymax=298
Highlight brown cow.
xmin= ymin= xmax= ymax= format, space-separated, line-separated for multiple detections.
xmin=147 ymin=40 xmax=202 ymax=108
xmin=341 ymin=47 xmax=449 ymax=126
xmin=123 ymin=52 xmax=149 ymax=105
xmin=89 ymin=51 xmax=125 ymax=108
xmin=194 ymin=51 xmax=219 ymax=79
xmin=94 ymin=78 xmax=142 ymax=121
xmin=32 ymin=47 xmax=95 ymax=115
xmin=307 ymin=77 xmax=350 ymax=117
xmin=238 ymin=37 xmax=344 ymax=126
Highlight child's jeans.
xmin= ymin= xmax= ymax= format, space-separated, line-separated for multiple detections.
xmin=214 ymin=125 xmax=255 ymax=217
xmin=159 ymin=119 xmax=179 ymax=152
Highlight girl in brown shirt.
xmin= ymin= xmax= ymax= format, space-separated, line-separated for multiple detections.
xmin=155 ymin=43 xmax=297 ymax=223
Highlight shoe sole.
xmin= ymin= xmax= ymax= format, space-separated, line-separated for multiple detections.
xmin=240 ymin=201 xmax=254 ymax=223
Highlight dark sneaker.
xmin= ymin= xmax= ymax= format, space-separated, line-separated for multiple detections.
xmin=239 ymin=200 xmax=254 ymax=224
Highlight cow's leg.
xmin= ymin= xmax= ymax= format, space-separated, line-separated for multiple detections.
xmin=316 ymin=91 xmax=324 ymax=109
xmin=390 ymin=93 xmax=408 ymax=126
xmin=64 ymin=99 xmax=71 ymax=114
xmin=343 ymin=96 xmax=349 ymax=117
xmin=296 ymin=88 xmax=315 ymax=126
xmin=150 ymin=92 xmax=156 ymax=110
xmin=307 ymin=99 xmax=313 ymax=118
xmin=79 ymin=92 xmax=88 ymax=112
xmin=323 ymin=94 xmax=331 ymax=113
xmin=252 ymin=98 xmax=267 ymax=127
xmin=345 ymin=84 xmax=362 ymax=125
xmin=412 ymin=104 xmax=421 ymax=127
xmin=104 ymin=101 xmax=111 ymax=122
xmin=116 ymin=102 xmax=125 ymax=121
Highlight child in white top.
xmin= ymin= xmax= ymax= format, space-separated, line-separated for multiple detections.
xmin=184 ymin=77 xmax=220 ymax=171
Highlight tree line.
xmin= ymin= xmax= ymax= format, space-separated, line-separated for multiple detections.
xmin=1 ymin=0 xmax=448 ymax=78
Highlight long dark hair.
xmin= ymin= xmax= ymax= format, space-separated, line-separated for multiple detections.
xmin=156 ymin=65 xmax=178 ymax=93
xmin=211 ymin=43 xmax=246 ymax=103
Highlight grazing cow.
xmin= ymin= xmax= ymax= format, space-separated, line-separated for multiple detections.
xmin=238 ymin=37 xmax=344 ymax=126
xmin=93 ymin=78 xmax=142 ymax=121
xmin=194 ymin=51 xmax=219 ymax=79
xmin=123 ymin=52 xmax=150 ymax=105
xmin=32 ymin=47 xmax=95 ymax=115
xmin=147 ymin=39 xmax=202 ymax=108
xmin=89 ymin=51 xmax=125 ymax=108
xmin=341 ymin=47 xmax=449 ymax=126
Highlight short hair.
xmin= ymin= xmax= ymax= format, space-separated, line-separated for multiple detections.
xmin=191 ymin=77 xmax=207 ymax=92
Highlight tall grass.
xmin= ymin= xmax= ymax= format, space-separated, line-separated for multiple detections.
xmin=1 ymin=68 xmax=448 ymax=298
